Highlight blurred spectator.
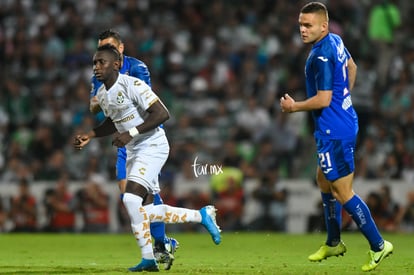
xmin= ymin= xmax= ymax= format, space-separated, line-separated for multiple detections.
xmin=77 ymin=175 xmax=110 ymax=233
xmin=307 ymin=199 xmax=325 ymax=233
xmin=367 ymin=0 xmax=401 ymax=89
xmin=248 ymin=170 xmax=287 ymax=231
xmin=4 ymin=79 xmax=35 ymax=131
xmin=43 ymin=175 xmax=76 ymax=232
xmin=220 ymin=140 xmax=244 ymax=168
xmin=380 ymin=67 xmax=412 ymax=122
xmin=219 ymin=139 xmax=253 ymax=177
xmin=365 ymin=191 xmax=386 ymax=229
xmin=172 ymin=155 xmax=203 ymax=195
xmin=28 ymin=125 xmax=57 ymax=172
xmin=8 ymin=178 xmax=37 ymax=232
xmin=250 ymin=137 xmax=278 ymax=178
xmin=116 ymin=196 xmax=130 ymax=233
xmin=379 ymin=152 xmax=402 ymax=179
xmin=266 ymin=111 xmax=303 ymax=177
xmin=164 ymin=51 xmax=191 ymax=98
xmin=235 ymin=96 xmax=271 ymax=142
xmin=365 ymin=185 xmax=403 ymax=232
xmin=355 ymin=135 xmax=386 ymax=179
xmin=349 ymin=56 xmax=377 ymax=129
xmin=378 ymin=184 xmax=404 ymax=231
xmin=392 ymin=128 xmax=412 ymax=180
xmin=1 ymin=156 xmax=33 ymax=183
xmin=168 ymin=114 xmax=198 ymax=146
xmin=211 ymin=166 xmax=244 ymax=231
xmin=35 ymin=149 xmax=67 ymax=181
xmin=0 ymin=196 xmax=6 ymax=232
xmin=400 ymin=190 xmax=414 ymax=232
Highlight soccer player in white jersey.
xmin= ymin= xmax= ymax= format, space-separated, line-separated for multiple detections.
xmin=74 ymin=44 xmax=221 ymax=272
xmin=90 ymin=29 xmax=177 ymax=270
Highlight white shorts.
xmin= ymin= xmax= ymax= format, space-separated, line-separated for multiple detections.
xmin=126 ymin=132 xmax=169 ymax=194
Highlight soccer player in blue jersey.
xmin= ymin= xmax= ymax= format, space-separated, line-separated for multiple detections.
xmin=280 ymin=2 xmax=393 ymax=272
xmin=89 ymin=29 xmax=177 ymax=270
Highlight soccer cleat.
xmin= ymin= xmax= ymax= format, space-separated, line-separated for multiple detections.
xmin=153 ymin=237 xmax=179 ymax=270
xmin=167 ymin=237 xmax=179 ymax=253
xmin=154 ymin=250 xmax=174 ymax=270
xmin=308 ymin=240 xmax=347 ymax=262
xmin=200 ymin=205 xmax=221 ymax=245
xmin=128 ymin=258 xmax=159 ymax=272
xmin=154 ymin=247 xmax=174 ymax=270
xmin=361 ymin=240 xmax=393 ymax=272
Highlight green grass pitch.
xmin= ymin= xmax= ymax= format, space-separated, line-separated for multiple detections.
xmin=0 ymin=232 xmax=411 ymax=274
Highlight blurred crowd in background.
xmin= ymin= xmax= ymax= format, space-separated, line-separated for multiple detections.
xmin=2 ymin=0 xmax=414 ymax=233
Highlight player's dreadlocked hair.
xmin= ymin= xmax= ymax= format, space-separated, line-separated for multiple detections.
xmin=96 ymin=44 xmax=122 ymax=62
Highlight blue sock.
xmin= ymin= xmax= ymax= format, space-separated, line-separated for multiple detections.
xmin=343 ymin=194 xmax=384 ymax=252
xmin=151 ymin=193 xmax=168 ymax=246
xmin=321 ymin=192 xmax=342 ymax=246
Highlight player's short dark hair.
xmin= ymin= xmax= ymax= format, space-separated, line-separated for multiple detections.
xmin=98 ymin=29 xmax=122 ymax=43
xmin=301 ymin=2 xmax=329 ymax=20
xmin=96 ymin=44 xmax=122 ymax=62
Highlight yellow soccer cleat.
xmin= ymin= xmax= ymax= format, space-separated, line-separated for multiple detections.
xmin=308 ymin=241 xmax=347 ymax=262
xmin=361 ymin=240 xmax=393 ymax=272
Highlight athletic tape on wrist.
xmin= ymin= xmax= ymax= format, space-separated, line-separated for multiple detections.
xmin=128 ymin=127 xmax=139 ymax=137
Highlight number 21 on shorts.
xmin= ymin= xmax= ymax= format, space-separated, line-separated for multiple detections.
xmin=318 ymin=152 xmax=333 ymax=174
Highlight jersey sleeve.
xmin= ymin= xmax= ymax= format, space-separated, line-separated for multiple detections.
xmin=128 ymin=78 xmax=159 ymax=111
xmin=314 ymin=52 xmax=334 ymax=91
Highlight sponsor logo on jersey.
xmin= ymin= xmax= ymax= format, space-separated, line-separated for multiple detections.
xmin=114 ymin=114 xmax=135 ymax=124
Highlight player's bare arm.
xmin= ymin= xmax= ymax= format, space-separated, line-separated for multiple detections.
xmin=280 ymin=90 xmax=332 ymax=113
xmin=90 ymin=96 xmax=102 ymax=114
xmin=348 ymin=57 xmax=357 ymax=91
xmin=112 ymin=100 xmax=170 ymax=147
xmin=138 ymin=99 xmax=170 ymax=133
xmin=74 ymin=117 xmax=117 ymax=150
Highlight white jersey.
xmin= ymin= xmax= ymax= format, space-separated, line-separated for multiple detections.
xmin=96 ymin=73 xmax=169 ymax=193
xmin=96 ymin=73 xmax=166 ymax=150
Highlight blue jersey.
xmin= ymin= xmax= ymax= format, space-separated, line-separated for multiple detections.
xmin=91 ymin=55 xmax=151 ymax=97
xmin=305 ymin=33 xmax=358 ymax=140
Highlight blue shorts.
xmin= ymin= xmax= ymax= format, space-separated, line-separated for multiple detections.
xmin=315 ymin=138 xmax=356 ymax=181
xmin=116 ymin=147 xmax=127 ymax=181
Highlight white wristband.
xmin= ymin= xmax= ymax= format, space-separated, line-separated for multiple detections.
xmin=128 ymin=127 xmax=139 ymax=137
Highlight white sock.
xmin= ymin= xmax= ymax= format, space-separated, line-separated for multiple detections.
xmin=145 ymin=204 xmax=202 ymax=224
xmin=123 ymin=193 xmax=154 ymax=259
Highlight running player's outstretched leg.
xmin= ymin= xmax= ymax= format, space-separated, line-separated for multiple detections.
xmin=146 ymin=203 xmax=221 ymax=245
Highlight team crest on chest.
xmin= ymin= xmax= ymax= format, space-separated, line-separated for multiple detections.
xmin=116 ymin=91 xmax=124 ymax=104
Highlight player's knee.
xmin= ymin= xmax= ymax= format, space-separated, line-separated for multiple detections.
xmin=143 ymin=193 xmax=154 ymax=205
xmin=125 ymin=181 xmax=148 ymax=197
